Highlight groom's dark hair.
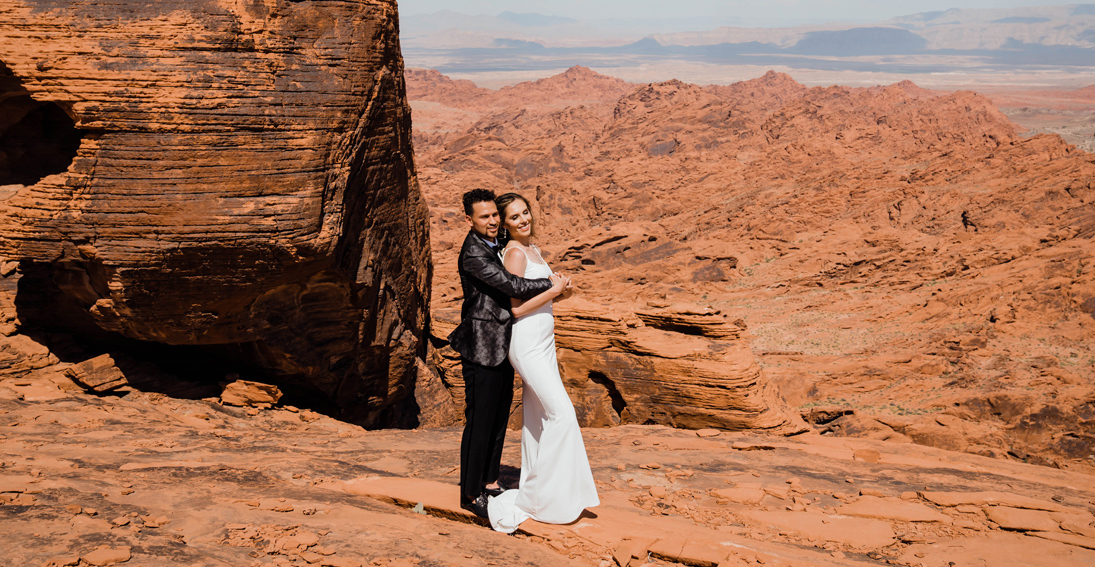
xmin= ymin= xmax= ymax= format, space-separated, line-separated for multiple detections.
xmin=462 ymin=189 xmax=497 ymax=215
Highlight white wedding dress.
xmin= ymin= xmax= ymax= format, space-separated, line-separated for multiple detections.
xmin=488 ymin=246 xmax=599 ymax=533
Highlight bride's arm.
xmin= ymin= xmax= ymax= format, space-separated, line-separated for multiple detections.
xmin=504 ymin=247 xmax=565 ymax=318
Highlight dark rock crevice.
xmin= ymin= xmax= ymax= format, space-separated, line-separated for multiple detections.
xmin=13 ymin=262 xmax=352 ymax=412
xmin=588 ymin=370 xmax=628 ymax=424
xmin=0 ymin=60 xmax=84 ymax=187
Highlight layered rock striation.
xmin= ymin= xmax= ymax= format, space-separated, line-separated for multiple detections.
xmin=0 ymin=0 xmax=429 ymax=425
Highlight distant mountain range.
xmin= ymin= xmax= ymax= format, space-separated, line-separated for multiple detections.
xmin=401 ymin=4 xmax=1095 ymax=77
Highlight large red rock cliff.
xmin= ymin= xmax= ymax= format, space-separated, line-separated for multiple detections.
xmin=0 ymin=0 xmax=429 ymax=425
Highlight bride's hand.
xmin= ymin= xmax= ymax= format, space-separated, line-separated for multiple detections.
xmin=549 ymin=273 xmax=569 ymax=295
xmin=556 ymin=272 xmax=575 ymax=290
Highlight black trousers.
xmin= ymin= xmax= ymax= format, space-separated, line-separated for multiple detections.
xmin=459 ymin=357 xmax=514 ymax=502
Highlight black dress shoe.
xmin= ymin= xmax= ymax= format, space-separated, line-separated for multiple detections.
xmin=482 ymin=483 xmax=507 ymax=497
xmin=459 ymin=493 xmax=489 ymax=518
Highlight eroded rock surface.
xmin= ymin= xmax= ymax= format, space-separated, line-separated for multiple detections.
xmin=0 ymin=0 xmax=429 ymax=425
xmin=3 ymin=376 xmax=1094 ymax=566
xmin=429 ymin=299 xmax=805 ymax=433
xmin=410 ymin=66 xmax=1095 ymax=467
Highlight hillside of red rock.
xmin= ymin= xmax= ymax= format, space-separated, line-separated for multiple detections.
xmin=408 ymin=66 xmax=634 ymax=109
xmin=410 ymin=67 xmax=1095 ymax=472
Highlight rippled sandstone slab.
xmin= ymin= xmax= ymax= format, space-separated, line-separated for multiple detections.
xmin=0 ymin=0 xmax=429 ymax=424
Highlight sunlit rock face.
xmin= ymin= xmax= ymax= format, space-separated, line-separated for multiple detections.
xmin=0 ymin=0 xmax=430 ymax=425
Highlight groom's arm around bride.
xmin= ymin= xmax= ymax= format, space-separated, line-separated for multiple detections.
xmin=446 ymin=223 xmax=552 ymax=367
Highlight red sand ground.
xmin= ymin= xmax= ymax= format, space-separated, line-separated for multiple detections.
xmin=3 ymin=376 xmax=1094 ymax=566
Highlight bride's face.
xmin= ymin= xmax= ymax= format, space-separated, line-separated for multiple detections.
xmin=503 ymin=200 xmax=534 ymax=239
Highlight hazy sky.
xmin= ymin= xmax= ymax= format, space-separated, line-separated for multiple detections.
xmin=398 ymin=0 xmax=1078 ymax=24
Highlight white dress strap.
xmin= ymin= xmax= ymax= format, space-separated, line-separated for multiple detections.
xmin=527 ymin=244 xmax=547 ymax=265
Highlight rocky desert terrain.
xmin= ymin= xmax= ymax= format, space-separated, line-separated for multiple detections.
xmin=1 ymin=0 xmax=1094 ymax=565
xmin=409 ymin=65 xmax=1095 ymax=473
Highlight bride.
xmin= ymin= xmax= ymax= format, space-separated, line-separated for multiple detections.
xmin=487 ymin=192 xmax=600 ymax=533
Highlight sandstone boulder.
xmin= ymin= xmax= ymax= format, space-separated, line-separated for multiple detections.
xmin=984 ymin=506 xmax=1062 ymax=532
xmin=0 ymin=332 xmax=56 ymax=378
xmin=81 ymin=546 xmax=131 ymax=567
xmin=220 ymin=379 xmax=282 ymax=407
xmin=62 ymin=354 xmax=127 ymax=393
xmin=836 ymin=495 xmax=950 ymax=523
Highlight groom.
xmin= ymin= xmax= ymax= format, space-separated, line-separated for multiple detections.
xmin=448 ymin=188 xmax=555 ymax=518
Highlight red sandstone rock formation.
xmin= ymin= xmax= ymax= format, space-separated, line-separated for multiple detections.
xmin=431 ymin=299 xmax=805 ymax=433
xmin=405 ymin=68 xmax=493 ymax=108
xmin=410 ymin=67 xmax=1095 ymax=468
xmin=410 ymin=69 xmax=807 ymax=432
xmin=0 ymin=0 xmax=429 ymax=425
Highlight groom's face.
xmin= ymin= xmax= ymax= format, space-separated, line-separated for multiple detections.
xmin=466 ymin=200 xmax=500 ymax=239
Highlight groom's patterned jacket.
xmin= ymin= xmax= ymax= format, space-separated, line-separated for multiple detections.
xmin=448 ymin=231 xmax=552 ymax=367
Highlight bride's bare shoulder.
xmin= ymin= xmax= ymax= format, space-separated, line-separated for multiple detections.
xmin=502 ymin=243 xmax=526 ymax=256
xmin=501 ymin=243 xmax=527 ymax=270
